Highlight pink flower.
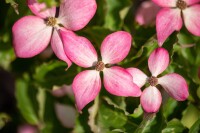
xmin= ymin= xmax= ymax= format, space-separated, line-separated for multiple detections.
xmin=135 ymin=1 xmax=160 ymax=26
xmin=127 ymin=48 xmax=189 ymax=113
xmin=60 ymin=30 xmax=142 ymax=111
xmin=12 ymin=0 xmax=97 ymax=68
xmin=153 ymin=0 xmax=200 ymax=46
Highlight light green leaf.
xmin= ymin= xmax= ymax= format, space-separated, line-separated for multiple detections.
xmin=15 ymin=79 xmax=39 ymax=125
xmin=189 ymin=118 xmax=200 ymax=133
xmin=162 ymin=119 xmax=186 ymax=133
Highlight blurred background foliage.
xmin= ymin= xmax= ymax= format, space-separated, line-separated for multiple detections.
xmin=0 ymin=0 xmax=200 ymax=133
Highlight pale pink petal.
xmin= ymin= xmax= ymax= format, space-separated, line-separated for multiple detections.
xmin=55 ymin=103 xmax=76 ymax=128
xmin=148 ymin=48 xmax=169 ymax=77
xmin=72 ymin=70 xmax=101 ymax=112
xmin=126 ymin=68 xmax=147 ymax=88
xmin=185 ymin=0 xmax=200 ymax=5
xmin=183 ymin=5 xmax=200 ymax=36
xmin=51 ymin=30 xmax=72 ymax=68
xmin=12 ymin=16 xmax=52 ymax=58
xmin=135 ymin=1 xmax=160 ymax=26
xmin=60 ymin=30 xmax=98 ymax=68
xmin=156 ymin=8 xmax=182 ymax=46
xmin=58 ymin=0 xmax=97 ymax=31
xmin=27 ymin=0 xmax=56 ymax=18
xmin=141 ymin=86 xmax=162 ymax=113
xmin=101 ymin=31 xmax=132 ymax=64
xmin=152 ymin=0 xmax=176 ymax=7
xmin=103 ymin=66 xmax=141 ymax=97
xmin=158 ymin=73 xmax=189 ymax=101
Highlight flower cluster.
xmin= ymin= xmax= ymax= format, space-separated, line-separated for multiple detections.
xmin=12 ymin=0 xmax=195 ymax=113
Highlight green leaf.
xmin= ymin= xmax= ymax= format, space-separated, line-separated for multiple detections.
xmin=0 ymin=48 xmax=15 ymax=70
xmin=162 ymin=119 xmax=186 ymax=133
xmin=98 ymin=102 xmax=138 ymax=132
xmin=135 ymin=111 xmax=166 ymax=133
xmin=0 ymin=113 xmax=11 ymax=129
xmin=181 ymin=104 xmax=200 ymax=128
xmin=15 ymin=79 xmax=39 ymax=125
xmin=163 ymin=98 xmax=178 ymax=118
xmin=5 ymin=0 xmax=19 ymax=14
xmin=34 ymin=61 xmax=78 ymax=88
xmin=104 ymin=0 xmax=131 ymax=30
xmin=38 ymin=0 xmax=60 ymax=7
xmin=103 ymin=96 xmax=129 ymax=115
xmin=189 ymin=118 xmax=200 ymax=133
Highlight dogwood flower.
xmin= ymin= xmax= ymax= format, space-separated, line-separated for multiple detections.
xmin=12 ymin=0 xmax=97 ymax=68
xmin=127 ymin=48 xmax=189 ymax=113
xmin=135 ymin=1 xmax=160 ymax=26
xmin=152 ymin=0 xmax=200 ymax=46
xmin=60 ymin=31 xmax=141 ymax=111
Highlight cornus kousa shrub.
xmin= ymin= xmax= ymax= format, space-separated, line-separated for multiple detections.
xmin=127 ymin=48 xmax=189 ymax=113
xmin=153 ymin=0 xmax=200 ymax=46
xmin=60 ymin=30 xmax=141 ymax=111
xmin=2 ymin=0 xmax=200 ymax=132
xmin=12 ymin=0 xmax=97 ymax=68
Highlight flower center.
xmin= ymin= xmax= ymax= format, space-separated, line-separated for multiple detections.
xmin=46 ymin=17 xmax=57 ymax=27
xmin=176 ymin=0 xmax=187 ymax=10
xmin=95 ymin=61 xmax=105 ymax=71
xmin=148 ymin=76 xmax=158 ymax=86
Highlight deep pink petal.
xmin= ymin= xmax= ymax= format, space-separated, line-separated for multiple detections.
xmin=60 ymin=30 xmax=98 ymax=68
xmin=156 ymin=8 xmax=182 ymax=46
xmin=72 ymin=70 xmax=101 ymax=112
xmin=152 ymin=0 xmax=176 ymax=7
xmin=27 ymin=0 xmax=56 ymax=18
xmin=12 ymin=16 xmax=52 ymax=58
xmin=135 ymin=1 xmax=160 ymax=26
xmin=148 ymin=48 xmax=169 ymax=77
xmin=126 ymin=68 xmax=147 ymax=88
xmin=158 ymin=73 xmax=189 ymax=101
xmin=58 ymin=0 xmax=97 ymax=31
xmin=103 ymin=66 xmax=141 ymax=97
xmin=51 ymin=30 xmax=72 ymax=68
xmin=101 ymin=31 xmax=132 ymax=64
xmin=141 ymin=86 xmax=162 ymax=113
xmin=183 ymin=5 xmax=200 ymax=36
xmin=185 ymin=0 xmax=200 ymax=5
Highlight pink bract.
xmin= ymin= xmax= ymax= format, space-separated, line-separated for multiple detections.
xmin=135 ymin=1 xmax=160 ymax=26
xmin=152 ymin=0 xmax=200 ymax=46
xmin=61 ymin=31 xmax=141 ymax=111
xmin=12 ymin=0 xmax=97 ymax=68
xmin=127 ymin=47 xmax=189 ymax=113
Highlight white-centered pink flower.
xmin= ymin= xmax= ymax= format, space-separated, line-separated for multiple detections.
xmin=127 ymin=47 xmax=189 ymax=113
xmin=152 ymin=0 xmax=200 ymax=46
xmin=12 ymin=0 xmax=97 ymax=68
xmin=60 ymin=30 xmax=142 ymax=111
xmin=135 ymin=1 xmax=160 ymax=26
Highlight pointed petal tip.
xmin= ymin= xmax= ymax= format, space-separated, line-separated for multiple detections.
xmin=103 ymin=66 xmax=141 ymax=97
xmin=141 ymin=86 xmax=162 ymax=113
xmin=12 ymin=16 xmax=52 ymax=58
xmin=126 ymin=67 xmax=147 ymax=88
xmin=101 ymin=31 xmax=132 ymax=64
xmin=58 ymin=0 xmax=97 ymax=31
xmin=60 ymin=29 xmax=98 ymax=68
xmin=148 ymin=47 xmax=169 ymax=76
xmin=156 ymin=8 xmax=182 ymax=46
xmin=158 ymin=73 xmax=189 ymax=101
xmin=72 ymin=70 xmax=101 ymax=112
